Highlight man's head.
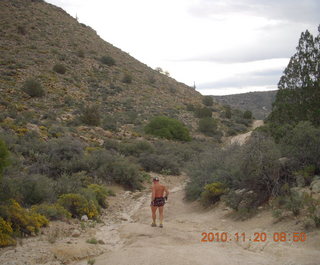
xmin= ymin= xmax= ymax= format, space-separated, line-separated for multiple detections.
xmin=153 ymin=176 xmax=159 ymax=183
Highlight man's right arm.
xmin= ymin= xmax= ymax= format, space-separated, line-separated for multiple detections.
xmin=164 ymin=186 xmax=169 ymax=200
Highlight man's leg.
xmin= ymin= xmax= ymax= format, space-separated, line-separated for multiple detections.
xmin=151 ymin=206 xmax=157 ymax=226
xmin=159 ymin=206 xmax=164 ymax=227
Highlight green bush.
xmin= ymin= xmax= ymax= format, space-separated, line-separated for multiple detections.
xmin=198 ymin=117 xmax=218 ymax=136
xmin=145 ymin=116 xmax=191 ymax=141
xmin=243 ymin=110 xmax=252 ymax=119
xmin=31 ymin=203 xmax=71 ymax=221
xmin=34 ymin=137 xmax=85 ymax=178
xmin=97 ymin=158 xmax=142 ymax=190
xmin=100 ymin=56 xmax=115 ymax=66
xmin=195 ymin=107 xmax=212 ymax=118
xmin=80 ymin=105 xmax=101 ymax=126
xmin=57 ymin=193 xmax=99 ymax=219
xmin=53 ymin=64 xmax=67 ymax=74
xmin=202 ymin=96 xmax=213 ymax=106
xmin=200 ymin=182 xmax=226 ymax=207
xmin=119 ymin=140 xmax=154 ymax=157
xmin=54 ymin=173 xmax=83 ymax=196
xmin=19 ymin=175 xmax=55 ymax=206
xmin=86 ymin=184 xmax=109 ymax=208
xmin=21 ymin=79 xmax=45 ymax=97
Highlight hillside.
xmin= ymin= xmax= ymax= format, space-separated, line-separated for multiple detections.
xmin=0 ymin=0 xmax=207 ymax=136
xmin=212 ymin=90 xmax=277 ymax=119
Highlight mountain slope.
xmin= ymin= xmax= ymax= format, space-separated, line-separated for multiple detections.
xmin=212 ymin=91 xmax=277 ymax=119
xmin=0 ymin=0 xmax=203 ymax=133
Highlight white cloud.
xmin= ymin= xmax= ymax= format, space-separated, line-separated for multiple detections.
xmin=45 ymin=0 xmax=319 ymax=95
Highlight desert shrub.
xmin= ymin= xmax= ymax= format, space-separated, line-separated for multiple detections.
xmin=17 ymin=25 xmax=26 ymax=35
xmin=54 ymin=173 xmax=83 ymax=196
xmin=77 ymin=49 xmax=85 ymax=58
xmin=53 ymin=64 xmax=67 ymax=74
xmin=21 ymin=79 xmax=45 ymax=97
xmin=100 ymin=56 xmax=115 ymax=66
xmin=243 ymin=110 xmax=252 ymax=119
xmin=86 ymin=238 xmax=98 ymax=244
xmin=0 ymin=200 xmax=48 ymax=237
xmin=122 ymin=73 xmax=132 ymax=84
xmin=0 ymin=217 xmax=16 ymax=247
xmin=32 ymin=137 xmax=85 ymax=178
xmin=119 ymin=140 xmax=154 ymax=157
xmin=238 ymin=132 xmax=282 ymax=199
xmin=57 ymin=193 xmax=99 ymax=219
xmin=101 ymin=115 xmax=117 ymax=131
xmin=202 ymin=96 xmax=213 ymax=106
xmin=198 ymin=117 xmax=218 ymax=136
xmin=139 ymin=153 xmax=180 ymax=175
xmin=293 ymin=165 xmax=315 ymax=187
xmin=18 ymin=175 xmax=55 ymax=206
xmin=144 ymin=116 xmax=191 ymax=142
xmin=186 ymin=104 xmax=195 ymax=111
xmin=185 ymin=182 xmax=203 ymax=201
xmin=224 ymin=105 xmax=232 ymax=119
xmin=0 ymin=139 xmax=9 ymax=180
xmin=96 ymin=157 xmax=142 ymax=190
xmin=200 ymin=182 xmax=226 ymax=207
xmin=226 ymin=123 xmax=247 ymax=136
xmin=280 ymin=121 xmax=320 ymax=169
xmin=195 ymin=107 xmax=212 ymax=118
xmin=86 ymin=184 xmax=109 ymax=208
xmin=80 ymin=105 xmax=101 ymax=126
xmin=103 ymin=139 xmax=120 ymax=152
xmin=31 ymin=203 xmax=71 ymax=221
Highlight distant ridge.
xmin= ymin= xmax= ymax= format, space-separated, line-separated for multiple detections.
xmin=212 ymin=90 xmax=277 ymax=119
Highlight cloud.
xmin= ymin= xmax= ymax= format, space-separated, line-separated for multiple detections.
xmin=198 ymin=68 xmax=283 ymax=90
xmin=189 ymin=0 xmax=320 ymax=24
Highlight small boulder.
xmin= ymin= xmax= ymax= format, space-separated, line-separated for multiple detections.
xmin=311 ymin=178 xmax=320 ymax=193
xmin=72 ymin=229 xmax=81 ymax=238
xmin=81 ymin=215 xmax=89 ymax=221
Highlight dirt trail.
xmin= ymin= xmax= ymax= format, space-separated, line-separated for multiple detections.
xmin=72 ymin=175 xmax=319 ymax=265
xmin=227 ymin=120 xmax=264 ymax=146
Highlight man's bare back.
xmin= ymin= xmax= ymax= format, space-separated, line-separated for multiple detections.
xmin=150 ymin=177 xmax=169 ymax=228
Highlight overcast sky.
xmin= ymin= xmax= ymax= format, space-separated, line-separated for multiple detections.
xmin=46 ymin=0 xmax=319 ymax=95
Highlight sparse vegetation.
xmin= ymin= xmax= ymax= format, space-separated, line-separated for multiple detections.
xmin=100 ymin=56 xmax=115 ymax=66
xmin=21 ymin=79 xmax=45 ymax=97
xmin=122 ymin=73 xmax=132 ymax=83
xmin=53 ymin=63 xmax=67 ymax=74
xmin=198 ymin=117 xmax=218 ymax=136
xmin=202 ymin=96 xmax=213 ymax=106
xmin=80 ymin=105 xmax=101 ymax=126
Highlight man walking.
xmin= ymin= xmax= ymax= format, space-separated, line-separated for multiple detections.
xmin=150 ymin=176 xmax=169 ymax=228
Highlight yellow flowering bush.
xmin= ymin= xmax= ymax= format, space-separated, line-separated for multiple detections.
xmin=0 ymin=200 xmax=48 ymax=238
xmin=0 ymin=217 xmax=16 ymax=247
xmin=200 ymin=182 xmax=226 ymax=207
xmin=57 ymin=193 xmax=99 ymax=219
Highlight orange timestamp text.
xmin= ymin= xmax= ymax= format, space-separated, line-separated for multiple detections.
xmin=201 ymin=232 xmax=307 ymax=243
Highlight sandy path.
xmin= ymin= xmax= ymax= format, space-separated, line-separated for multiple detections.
xmin=227 ymin=120 xmax=264 ymax=146
xmin=73 ymin=176 xmax=320 ymax=265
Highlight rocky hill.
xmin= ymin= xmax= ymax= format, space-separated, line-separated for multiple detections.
xmin=212 ymin=90 xmax=277 ymax=119
xmin=0 ymin=0 xmax=210 ymax=138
